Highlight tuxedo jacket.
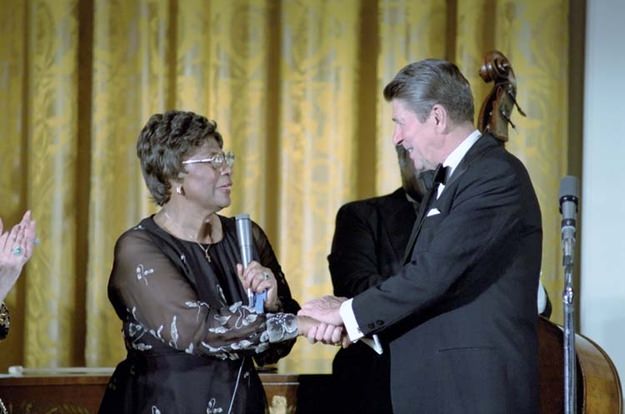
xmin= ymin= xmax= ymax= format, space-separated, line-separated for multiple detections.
xmin=353 ymin=134 xmax=542 ymax=413
xmin=328 ymin=188 xmax=417 ymax=413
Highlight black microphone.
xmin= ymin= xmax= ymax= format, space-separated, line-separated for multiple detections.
xmin=559 ymin=176 xmax=579 ymax=265
xmin=235 ymin=214 xmax=265 ymax=313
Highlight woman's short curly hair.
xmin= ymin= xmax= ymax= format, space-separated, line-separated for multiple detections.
xmin=136 ymin=110 xmax=223 ymax=205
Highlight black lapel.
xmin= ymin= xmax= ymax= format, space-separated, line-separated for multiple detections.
xmin=445 ymin=133 xmax=500 ymax=187
xmin=400 ymin=134 xmax=500 ymax=263
xmin=401 ymin=165 xmax=443 ymax=264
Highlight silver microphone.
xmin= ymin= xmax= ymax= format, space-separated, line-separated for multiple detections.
xmin=235 ymin=214 xmax=254 ymax=269
xmin=235 ymin=214 xmax=265 ymax=312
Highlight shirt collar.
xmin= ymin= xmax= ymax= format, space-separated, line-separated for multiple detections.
xmin=442 ymin=129 xmax=481 ymax=178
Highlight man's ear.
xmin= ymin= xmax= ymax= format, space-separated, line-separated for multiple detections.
xmin=431 ymin=104 xmax=449 ymax=131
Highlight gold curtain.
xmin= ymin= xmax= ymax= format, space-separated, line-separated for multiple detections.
xmin=0 ymin=0 xmax=570 ymax=373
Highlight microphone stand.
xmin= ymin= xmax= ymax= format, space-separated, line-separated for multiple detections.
xmin=559 ymin=176 xmax=578 ymax=414
xmin=562 ymin=242 xmax=576 ymax=414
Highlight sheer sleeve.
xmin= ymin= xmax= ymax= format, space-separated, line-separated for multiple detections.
xmin=251 ymin=221 xmax=300 ymax=365
xmin=108 ymin=227 xmax=298 ymax=360
xmin=0 ymin=302 xmax=9 ymax=340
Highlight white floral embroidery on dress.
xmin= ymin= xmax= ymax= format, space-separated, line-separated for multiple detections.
xmin=149 ymin=325 xmax=165 ymax=342
xmin=206 ymin=397 xmax=223 ymax=413
xmin=136 ymin=264 xmax=155 ymax=285
xmin=170 ymin=315 xmax=179 ymax=348
xmin=186 ymin=300 xmax=210 ymax=320
xmin=217 ymin=285 xmax=227 ymax=305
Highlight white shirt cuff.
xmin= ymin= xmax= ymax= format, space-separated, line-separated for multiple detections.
xmin=339 ymin=298 xmax=383 ymax=355
xmin=340 ymin=299 xmax=363 ymax=341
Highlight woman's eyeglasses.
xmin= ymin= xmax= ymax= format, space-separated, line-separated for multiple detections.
xmin=182 ymin=152 xmax=235 ymax=170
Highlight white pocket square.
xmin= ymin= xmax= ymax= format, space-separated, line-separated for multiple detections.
xmin=426 ymin=208 xmax=441 ymax=217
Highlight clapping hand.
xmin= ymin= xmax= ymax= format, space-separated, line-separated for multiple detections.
xmin=0 ymin=211 xmax=37 ymax=302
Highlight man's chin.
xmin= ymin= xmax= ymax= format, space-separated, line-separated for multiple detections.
xmin=411 ymin=160 xmax=427 ymax=171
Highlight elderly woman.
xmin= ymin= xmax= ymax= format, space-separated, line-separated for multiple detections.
xmin=99 ymin=111 xmax=336 ymax=414
xmin=0 ymin=211 xmax=36 ymax=340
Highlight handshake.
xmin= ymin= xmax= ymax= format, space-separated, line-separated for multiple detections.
xmin=295 ymin=295 xmax=350 ymax=347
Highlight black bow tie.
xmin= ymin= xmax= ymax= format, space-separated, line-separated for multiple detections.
xmin=433 ymin=164 xmax=451 ymax=185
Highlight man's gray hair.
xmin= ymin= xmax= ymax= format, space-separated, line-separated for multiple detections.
xmin=383 ymin=59 xmax=474 ymax=124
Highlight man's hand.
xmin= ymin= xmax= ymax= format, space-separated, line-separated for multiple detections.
xmin=298 ymin=295 xmax=347 ymax=326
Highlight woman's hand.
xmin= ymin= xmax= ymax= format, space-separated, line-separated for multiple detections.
xmin=296 ymin=315 xmax=345 ymax=345
xmin=0 ymin=211 xmax=37 ymax=302
xmin=237 ymin=260 xmax=279 ymax=311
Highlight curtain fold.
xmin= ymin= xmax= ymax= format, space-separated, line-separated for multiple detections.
xmin=0 ymin=0 xmax=571 ymax=373
xmin=276 ymin=0 xmax=360 ymax=372
xmin=23 ymin=0 xmax=81 ymax=368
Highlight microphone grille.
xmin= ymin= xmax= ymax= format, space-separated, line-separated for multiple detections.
xmin=559 ymin=176 xmax=578 ymax=199
xmin=235 ymin=213 xmax=250 ymax=222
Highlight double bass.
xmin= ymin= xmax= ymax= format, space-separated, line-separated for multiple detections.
xmin=477 ymin=50 xmax=623 ymax=413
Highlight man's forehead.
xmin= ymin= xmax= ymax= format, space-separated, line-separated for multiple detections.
xmin=392 ymin=101 xmax=417 ymax=120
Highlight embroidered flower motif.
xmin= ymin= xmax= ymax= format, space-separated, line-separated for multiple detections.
xmin=265 ymin=313 xmax=298 ymax=342
xmin=208 ymin=326 xmax=228 ymax=334
xmin=217 ymin=285 xmax=227 ymax=305
xmin=170 ymin=315 xmax=179 ymax=348
xmin=206 ymin=398 xmax=223 ymax=413
xmin=255 ymin=342 xmax=270 ymax=354
xmin=136 ymin=264 xmax=155 ymax=285
xmin=132 ymin=342 xmax=152 ymax=351
xmin=149 ymin=325 xmax=165 ymax=341
xmin=186 ymin=300 xmax=210 ymax=320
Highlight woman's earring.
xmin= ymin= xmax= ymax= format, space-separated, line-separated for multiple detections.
xmin=176 ymin=186 xmax=184 ymax=195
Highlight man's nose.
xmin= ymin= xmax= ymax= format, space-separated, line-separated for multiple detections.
xmin=392 ymin=127 xmax=403 ymax=146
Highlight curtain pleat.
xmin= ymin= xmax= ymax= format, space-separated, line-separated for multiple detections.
xmin=275 ymin=0 xmax=360 ymax=372
xmin=0 ymin=0 xmax=28 ymax=371
xmin=22 ymin=0 xmax=80 ymax=367
xmin=493 ymin=0 xmax=570 ymax=323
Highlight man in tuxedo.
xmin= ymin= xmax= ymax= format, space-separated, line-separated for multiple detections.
xmin=301 ymin=59 xmax=542 ymax=413
xmin=328 ymin=145 xmax=428 ymax=414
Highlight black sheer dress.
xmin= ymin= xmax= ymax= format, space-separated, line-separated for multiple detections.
xmin=99 ymin=216 xmax=299 ymax=414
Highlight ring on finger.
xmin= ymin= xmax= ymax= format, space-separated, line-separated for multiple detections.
xmin=262 ymin=272 xmax=270 ymax=281
xmin=11 ymin=246 xmax=24 ymax=256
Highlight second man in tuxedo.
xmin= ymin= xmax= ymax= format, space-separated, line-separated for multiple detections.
xmin=328 ymin=145 xmax=428 ymax=413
